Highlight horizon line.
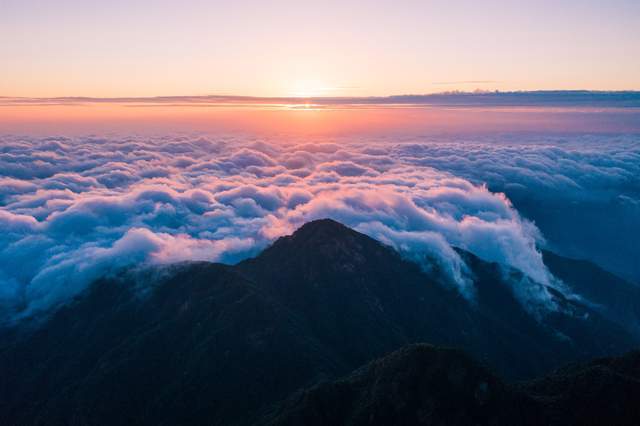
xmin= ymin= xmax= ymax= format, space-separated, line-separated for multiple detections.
xmin=2 ymin=90 xmax=640 ymax=109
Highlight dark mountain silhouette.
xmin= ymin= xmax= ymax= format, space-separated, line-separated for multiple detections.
xmin=520 ymin=349 xmax=640 ymax=425
xmin=0 ymin=219 xmax=638 ymax=425
xmin=263 ymin=344 xmax=640 ymax=426
xmin=0 ymin=263 xmax=342 ymax=425
xmin=238 ymin=220 xmax=635 ymax=378
xmin=261 ymin=344 xmax=533 ymax=426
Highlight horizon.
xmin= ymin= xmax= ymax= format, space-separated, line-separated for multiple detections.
xmin=3 ymin=90 xmax=640 ymax=135
xmin=3 ymin=89 xmax=640 ymax=102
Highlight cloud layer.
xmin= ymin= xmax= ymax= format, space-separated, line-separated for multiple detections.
xmin=0 ymin=134 xmax=638 ymax=322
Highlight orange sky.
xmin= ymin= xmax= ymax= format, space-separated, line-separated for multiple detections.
xmin=2 ymin=102 xmax=639 ymax=136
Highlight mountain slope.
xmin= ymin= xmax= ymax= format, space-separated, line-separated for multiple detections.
xmin=521 ymin=349 xmax=640 ymax=425
xmin=263 ymin=344 xmax=640 ymax=426
xmin=261 ymin=344 xmax=532 ymax=426
xmin=543 ymin=249 xmax=640 ymax=337
xmin=0 ymin=263 xmax=345 ymax=425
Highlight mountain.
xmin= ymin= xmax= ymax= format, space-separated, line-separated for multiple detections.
xmin=0 ymin=219 xmax=638 ymax=425
xmin=520 ymin=349 xmax=640 ymax=425
xmin=238 ymin=219 xmax=635 ymax=378
xmin=261 ymin=344 xmax=531 ymax=426
xmin=263 ymin=344 xmax=640 ymax=426
xmin=542 ymin=249 xmax=640 ymax=338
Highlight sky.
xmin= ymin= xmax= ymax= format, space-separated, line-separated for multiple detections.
xmin=2 ymin=0 xmax=639 ymax=98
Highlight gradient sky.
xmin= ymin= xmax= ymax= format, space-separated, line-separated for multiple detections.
xmin=2 ymin=0 xmax=639 ymax=97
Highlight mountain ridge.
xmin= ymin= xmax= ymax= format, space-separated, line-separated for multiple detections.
xmin=262 ymin=343 xmax=640 ymax=426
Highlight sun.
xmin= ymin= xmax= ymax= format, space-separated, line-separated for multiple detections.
xmin=288 ymin=79 xmax=333 ymax=98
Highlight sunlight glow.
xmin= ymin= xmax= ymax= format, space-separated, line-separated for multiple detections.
xmin=288 ymin=80 xmax=335 ymax=98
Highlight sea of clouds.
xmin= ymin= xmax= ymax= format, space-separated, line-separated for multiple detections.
xmin=396 ymin=135 xmax=640 ymax=283
xmin=1 ymin=134 xmax=638 ymax=322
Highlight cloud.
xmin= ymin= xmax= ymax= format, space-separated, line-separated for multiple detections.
xmin=393 ymin=135 xmax=640 ymax=282
xmin=0 ymin=133 xmax=638 ymax=322
xmin=432 ymin=80 xmax=499 ymax=85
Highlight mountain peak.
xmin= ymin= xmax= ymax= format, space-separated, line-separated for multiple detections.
xmin=287 ymin=218 xmax=359 ymax=241
xmin=260 ymin=218 xmax=383 ymax=259
xmin=296 ymin=218 xmax=345 ymax=228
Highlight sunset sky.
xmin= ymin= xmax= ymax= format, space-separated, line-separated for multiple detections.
xmin=2 ymin=0 xmax=639 ymax=98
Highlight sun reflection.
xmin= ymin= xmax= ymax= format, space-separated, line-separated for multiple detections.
xmin=284 ymin=102 xmax=323 ymax=111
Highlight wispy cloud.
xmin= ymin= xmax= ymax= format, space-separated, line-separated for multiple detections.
xmin=432 ymin=80 xmax=499 ymax=85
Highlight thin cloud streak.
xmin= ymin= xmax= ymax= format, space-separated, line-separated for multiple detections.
xmin=2 ymin=91 xmax=640 ymax=109
xmin=432 ymin=80 xmax=499 ymax=85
